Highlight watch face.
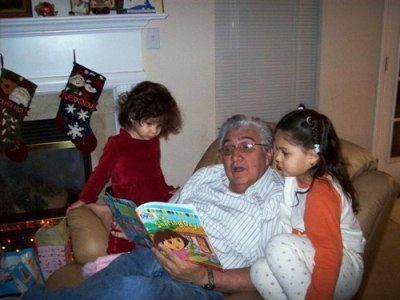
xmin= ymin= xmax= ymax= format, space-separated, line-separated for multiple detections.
xmin=203 ymin=283 xmax=215 ymax=290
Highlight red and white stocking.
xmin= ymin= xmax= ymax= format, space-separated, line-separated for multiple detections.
xmin=0 ymin=68 xmax=37 ymax=162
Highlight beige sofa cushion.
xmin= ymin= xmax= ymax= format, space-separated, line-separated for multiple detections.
xmin=67 ymin=206 xmax=109 ymax=265
xmin=341 ymin=139 xmax=378 ymax=179
xmin=194 ymin=139 xmax=221 ymax=172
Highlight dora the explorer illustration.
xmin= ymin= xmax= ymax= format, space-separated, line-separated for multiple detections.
xmin=153 ymin=229 xmax=189 ymax=260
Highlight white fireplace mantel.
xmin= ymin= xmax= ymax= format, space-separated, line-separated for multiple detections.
xmin=0 ymin=14 xmax=168 ymax=95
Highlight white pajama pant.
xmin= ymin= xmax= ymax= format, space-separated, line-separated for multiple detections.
xmin=250 ymin=234 xmax=364 ymax=300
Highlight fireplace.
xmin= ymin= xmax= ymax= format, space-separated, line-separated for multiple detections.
xmin=0 ymin=13 xmax=168 ymax=251
xmin=0 ymin=118 xmax=92 ymax=251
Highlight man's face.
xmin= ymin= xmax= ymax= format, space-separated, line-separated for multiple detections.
xmin=221 ymin=127 xmax=272 ymax=194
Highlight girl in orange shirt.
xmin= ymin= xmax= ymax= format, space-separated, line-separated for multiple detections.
xmin=251 ymin=107 xmax=365 ymax=300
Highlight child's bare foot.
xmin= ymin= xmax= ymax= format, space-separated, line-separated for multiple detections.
xmin=87 ymin=203 xmax=113 ymax=232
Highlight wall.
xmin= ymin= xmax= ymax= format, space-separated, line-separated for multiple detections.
xmin=318 ymin=0 xmax=384 ymax=149
xmin=27 ymin=0 xmax=387 ymax=188
xmin=27 ymin=1 xmax=215 ymax=188
xmin=157 ymin=0 xmax=386 ymax=183
xmin=142 ymin=1 xmax=216 ymax=186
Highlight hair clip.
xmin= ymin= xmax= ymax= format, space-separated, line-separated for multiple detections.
xmin=306 ymin=116 xmax=313 ymax=125
xmin=298 ymin=104 xmax=305 ymax=110
xmin=314 ymin=144 xmax=320 ymax=153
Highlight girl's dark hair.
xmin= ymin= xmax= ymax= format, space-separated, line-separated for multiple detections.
xmin=118 ymin=81 xmax=183 ymax=139
xmin=153 ymin=229 xmax=189 ymax=247
xmin=275 ymin=107 xmax=358 ymax=213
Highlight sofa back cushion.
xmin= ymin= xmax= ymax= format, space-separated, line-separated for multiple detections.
xmin=194 ymin=134 xmax=378 ymax=180
xmin=340 ymin=139 xmax=378 ymax=179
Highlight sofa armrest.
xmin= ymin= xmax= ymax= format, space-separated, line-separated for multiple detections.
xmin=46 ymin=264 xmax=84 ymax=291
xmin=353 ymin=170 xmax=397 ymax=272
xmin=67 ymin=206 xmax=109 ymax=265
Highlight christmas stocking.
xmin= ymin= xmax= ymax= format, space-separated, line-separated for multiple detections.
xmin=56 ymin=62 xmax=106 ymax=153
xmin=0 ymin=68 xmax=37 ymax=162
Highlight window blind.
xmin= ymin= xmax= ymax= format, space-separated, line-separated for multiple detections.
xmin=215 ymin=0 xmax=320 ymax=128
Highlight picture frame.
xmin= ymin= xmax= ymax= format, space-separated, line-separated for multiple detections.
xmin=70 ymin=0 xmax=117 ymax=15
xmin=70 ymin=0 xmax=90 ymax=15
xmin=90 ymin=0 xmax=117 ymax=11
xmin=0 ymin=0 xmax=33 ymax=18
xmin=118 ymin=0 xmax=164 ymax=14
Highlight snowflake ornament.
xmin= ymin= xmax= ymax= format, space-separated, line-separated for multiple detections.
xmin=77 ymin=109 xmax=89 ymax=121
xmin=66 ymin=104 xmax=77 ymax=114
xmin=67 ymin=122 xmax=84 ymax=139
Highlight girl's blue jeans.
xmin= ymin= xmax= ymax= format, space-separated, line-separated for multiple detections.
xmin=21 ymin=247 xmax=225 ymax=300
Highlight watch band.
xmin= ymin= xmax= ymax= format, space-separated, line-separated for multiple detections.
xmin=203 ymin=267 xmax=215 ymax=290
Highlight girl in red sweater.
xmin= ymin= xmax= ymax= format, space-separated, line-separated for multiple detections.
xmin=251 ymin=107 xmax=365 ymax=300
xmin=68 ymin=81 xmax=182 ymax=254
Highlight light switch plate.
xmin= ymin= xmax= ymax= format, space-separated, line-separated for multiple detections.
xmin=147 ymin=28 xmax=160 ymax=49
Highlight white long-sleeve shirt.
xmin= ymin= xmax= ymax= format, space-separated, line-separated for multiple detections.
xmin=170 ymin=164 xmax=284 ymax=269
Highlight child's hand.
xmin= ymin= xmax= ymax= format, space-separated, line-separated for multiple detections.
xmin=66 ymin=200 xmax=85 ymax=213
xmin=110 ymin=222 xmax=128 ymax=240
xmin=169 ymin=186 xmax=180 ymax=195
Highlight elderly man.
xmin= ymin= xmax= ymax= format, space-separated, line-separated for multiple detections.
xmin=22 ymin=115 xmax=284 ymax=300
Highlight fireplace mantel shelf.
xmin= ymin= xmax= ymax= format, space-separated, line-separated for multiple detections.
xmin=0 ymin=13 xmax=168 ymax=37
xmin=0 ymin=13 xmax=166 ymax=95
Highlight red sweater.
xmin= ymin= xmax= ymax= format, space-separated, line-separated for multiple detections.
xmin=79 ymin=129 xmax=173 ymax=205
xmin=79 ymin=129 xmax=174 ymax=253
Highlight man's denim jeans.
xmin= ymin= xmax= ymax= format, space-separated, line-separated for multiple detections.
xmin=22 ymin=247 xmax=225 ymax=300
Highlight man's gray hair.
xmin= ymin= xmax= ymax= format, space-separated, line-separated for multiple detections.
xmin=218 ymin=115 xmax=273 ymax=151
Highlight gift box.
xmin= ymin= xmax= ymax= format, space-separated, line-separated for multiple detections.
xmin=35 ymin=241 xmax=73 ymax=279
xmin=33 ymin=218 xmax=73 ymax=279
xmin=0 ymin=247 xmax=44 ymax=297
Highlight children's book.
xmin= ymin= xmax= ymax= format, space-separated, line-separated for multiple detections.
xmin=101 ymin=194 xmax=224 ymax=271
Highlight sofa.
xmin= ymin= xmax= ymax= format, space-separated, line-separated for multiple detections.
xmin=45 ymin=129 xmax=399 ymax=299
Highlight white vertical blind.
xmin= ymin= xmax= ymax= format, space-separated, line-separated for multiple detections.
xmin=215 ymin=0 xmax=320 ymax=128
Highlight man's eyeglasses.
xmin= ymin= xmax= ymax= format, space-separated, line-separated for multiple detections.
xmin=220 ymin=142 xmax=268 ymax=156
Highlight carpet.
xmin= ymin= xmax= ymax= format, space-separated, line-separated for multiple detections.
xmin=359 ymin=199 xmax=400 ymax=300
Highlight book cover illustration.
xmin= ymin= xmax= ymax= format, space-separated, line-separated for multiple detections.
xmin=137 ymin=202 xmax=223 ymax=271
xmin=101 ymin=195 xmax=153 ymax=248
xmin=101 ymin=195 xmax=223 ymax=271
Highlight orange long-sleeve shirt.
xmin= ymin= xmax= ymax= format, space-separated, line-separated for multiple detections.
xmin=296 ymin=177 xmax=343 ymax=300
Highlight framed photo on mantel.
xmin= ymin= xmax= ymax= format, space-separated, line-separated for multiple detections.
xmin=0 ymin=0 xmax=33 ymax=18
xmin=118 ymin=0 xmax=164 ymax=14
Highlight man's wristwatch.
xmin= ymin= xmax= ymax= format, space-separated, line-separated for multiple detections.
xmin=202 ymin=267 xmax=215 ymax=290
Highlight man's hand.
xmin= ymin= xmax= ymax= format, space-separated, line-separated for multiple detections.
xmin=152 ymin=243 xmax=208 ymax=285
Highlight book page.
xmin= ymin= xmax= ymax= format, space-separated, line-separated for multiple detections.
xmin=136 ymin=202 xmax=224 ymax=271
